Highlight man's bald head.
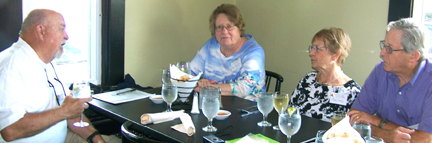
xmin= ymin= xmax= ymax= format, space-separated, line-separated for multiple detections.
xmin=20 ymin=9 xmax=59 ymax=35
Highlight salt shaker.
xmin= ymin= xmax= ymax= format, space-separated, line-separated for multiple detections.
xmin=191 ymin=92 xmax=200 ymax=114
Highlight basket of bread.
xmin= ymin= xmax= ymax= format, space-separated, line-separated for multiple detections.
xmin=169 ymin=64 xmax=202 ymax=98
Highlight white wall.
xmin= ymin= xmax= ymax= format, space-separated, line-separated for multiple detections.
xmin=125 ymin=1 xmax=389 ymax=94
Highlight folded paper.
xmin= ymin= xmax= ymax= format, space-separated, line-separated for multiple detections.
xmin=140 ymin=110 xmax=185 ymax=125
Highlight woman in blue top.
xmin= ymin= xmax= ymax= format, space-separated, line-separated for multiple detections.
xmin=190 ymin=4 xmax=265 ymax=100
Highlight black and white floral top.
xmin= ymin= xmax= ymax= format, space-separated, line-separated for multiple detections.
xmin=290 ymin=71 xmax=361 ymax=122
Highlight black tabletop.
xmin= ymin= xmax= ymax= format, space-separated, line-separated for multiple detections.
xmin=88 ymin=88 xmax=331 ymax=143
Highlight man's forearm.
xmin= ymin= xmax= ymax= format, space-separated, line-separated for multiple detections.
xmin=0 ymin=108 xmax=66 ymax=141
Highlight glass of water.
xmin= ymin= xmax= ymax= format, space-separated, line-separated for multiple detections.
xmin=162 ymin=83 xmax=178 ymax=112
xmin=279 ymin=105 xmax=302 ymax=143
xmin=352 ymin=121 xmax=371 ymax=140
xmin=257 ymin=92 xmax=274 ymax=127
xmin=72 ymin=80 xmax=91 ymax=127
xmin=201 ymin=86 xmax=220 ymax=132
xmin=161 ymin=68 xmax=171 ymax=84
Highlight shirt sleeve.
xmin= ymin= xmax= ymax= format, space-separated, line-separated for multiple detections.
xmin=231 ymin=46 xmax=265 ymax=98
xmin=351 ymin=64 xmax=380 ymax=115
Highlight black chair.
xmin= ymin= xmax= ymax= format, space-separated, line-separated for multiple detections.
xmin=265 ymin=70 xmax=284 ymax=92
xmin=121 ymin=121 xmax=164 ymax=143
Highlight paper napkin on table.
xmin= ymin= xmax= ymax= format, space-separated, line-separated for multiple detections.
xmin=170 ymin=114 xmax=196 ymax=136
xmin=322 ymin=116 xmax=365 ymax=143
xmin=140 ymin=110 xmax=185 ymax=125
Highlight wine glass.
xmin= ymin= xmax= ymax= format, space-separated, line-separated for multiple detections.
xmin=162 ymin=83 xmax=178 ymax=112
xmin=176 ymin=61 xmax=191 ymax=74
xmin=161 ymin=68 xmax=171 ymax=84
xmin=279 ymin=105 xmax=302 ymax=143
xmin=273 ymin=91 xmax=290 ymax=130
xmin=72 ymin=80 xmax=91 ymax=127
xmin=257 ymin=92 xmax=274 ymax=127
xmin=201 ymin=86 xmax=220 ymax=132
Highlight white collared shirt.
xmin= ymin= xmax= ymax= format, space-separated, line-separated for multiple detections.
xmin=0 ymin=38 xmax=67 ymax=143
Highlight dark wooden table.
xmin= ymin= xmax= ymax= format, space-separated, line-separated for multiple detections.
xmin=89 ymin=88 xmax=331 ymax=143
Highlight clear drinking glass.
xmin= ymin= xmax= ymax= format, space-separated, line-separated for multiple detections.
xmin=279 ymin=105 xmax=302 ymax=143
xmin=176 ymin=61 xmax=191 ymax=74
xmin=331 ymin=111 xmax=346 ymax=126
xmin=315 ymin=130 xmax=326 ymax=143
xmin=72 ymin=80 xmax=91 ymax=127
xmin=257 ymin=92 xmax=274 ymax=127
xmin=161 ymin=68 xmax=171 ymax=84
xmin=201 ymin=86 xmax=220 ymax=132
xmin=352 ymin=121 xmax=372 ymax=140
xmin=162 ymin=84 xmax=178 ymax=112
xmin=273 ymin=91 xmax=290 ymax=130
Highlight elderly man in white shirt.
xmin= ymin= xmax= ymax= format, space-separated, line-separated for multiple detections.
xmin=0 ymin=9 xmax=114 ymax=143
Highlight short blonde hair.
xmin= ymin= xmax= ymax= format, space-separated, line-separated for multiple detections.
xmin=312 ymin=27 xmax=352 ymax=65
xmin=209 ymin=4 xmax=245 ymax=37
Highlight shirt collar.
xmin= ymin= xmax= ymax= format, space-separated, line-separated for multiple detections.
xmin=17 ymin=38 xmax=49 ymax=69
xmin=409 ymin=59 xmax=426 ymax=85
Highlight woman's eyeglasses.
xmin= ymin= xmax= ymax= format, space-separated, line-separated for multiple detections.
xmin=216 ymin=25 xmax=236 ymax=32
xmin=308 ymin=45 xmax=326 ymax=52
xmin=379 ymin=40 xmax=404 ymax=54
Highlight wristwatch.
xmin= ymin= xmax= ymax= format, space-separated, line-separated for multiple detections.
xmin=378 ymin=118 xmax=388 ymax=129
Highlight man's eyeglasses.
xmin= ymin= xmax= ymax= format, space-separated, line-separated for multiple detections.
xmin=379 ymin=40 xmax=404 ymax=54
xmin=216 ymin=25 xmax=236 ymax=32
xmin=308 ymin=45 xmax=326 ymax=52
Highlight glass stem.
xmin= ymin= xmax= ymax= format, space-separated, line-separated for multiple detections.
xmin=80 ymin=114 xmax=83 ymax=123
xmin=263 ymin=115 xmax=267 ymax=122
xmin=287 ymin=136 xmax=291 ymax=143
xmin=169 ymin=103 xmax=172 ymax=111
xmin=208 ymin=118 xmax=213 ymax=127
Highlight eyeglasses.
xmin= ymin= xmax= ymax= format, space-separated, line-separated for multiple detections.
xmin=216 ymin=25 xmax=236 ymax=32
xmin=308 ymin=45 xmax=327 ymax=52
xmin=45 ymin=63 xmax=66 ymax=105
xmin=379 ymin=40 xmax=404 ymax=54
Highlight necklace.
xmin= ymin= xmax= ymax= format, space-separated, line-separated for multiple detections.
xmin=318 ymin=72 xmax=341 ymax=86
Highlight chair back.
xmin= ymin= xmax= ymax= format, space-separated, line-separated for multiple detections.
xmin=265 ymin=70 xmax=284 ymax=92
xmin=121 ymin=121 xmax=164 ymax=143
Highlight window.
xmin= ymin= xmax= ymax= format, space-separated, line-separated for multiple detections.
xmin=22 ymin=0 xmax=102 ymax=84
xmin=413 ymin=0 xmax=432 ymax=55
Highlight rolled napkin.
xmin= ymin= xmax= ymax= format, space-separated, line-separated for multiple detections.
xmin=171 ymin=114 xmax=196 ymax=136
xmin=322 ymin=116 xmax=365 ymax=143
xmin=141 ymin=110 xmax=185 ymax=125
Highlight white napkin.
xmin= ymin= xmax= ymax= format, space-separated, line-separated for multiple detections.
xmin=170 ymin=114 xmax=196 ymax=136
xmin=169 ymin=64 xmax=201 ymax=81
xmin=322 ymin=116 xmax=365 ymax=143
xmin=140 ymin=110 xmax=185 ymax=125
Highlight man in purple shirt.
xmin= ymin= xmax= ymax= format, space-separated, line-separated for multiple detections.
xmin=348 ymin=18 xmax=432 ymax=142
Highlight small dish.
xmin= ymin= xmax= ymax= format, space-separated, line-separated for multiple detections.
xmin=150 ymin=95 xmax=164 ymax=104
xmin=215 ymin=110 xmax=231 ymax=120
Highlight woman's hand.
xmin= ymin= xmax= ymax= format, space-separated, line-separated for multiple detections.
xmin=193 ymin=79 xmax=216 ymax=92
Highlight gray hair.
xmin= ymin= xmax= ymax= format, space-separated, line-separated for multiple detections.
xmin=387 ymin=18 xmax=430 ymax=62
xmin=20 ymin=9 xmax=48 ymax=35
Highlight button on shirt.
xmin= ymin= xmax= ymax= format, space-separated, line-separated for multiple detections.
xmin=0 ymin=38 xmax=67 ymax=142
xmin=352 ymin=59 xmax=432 ymax=134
